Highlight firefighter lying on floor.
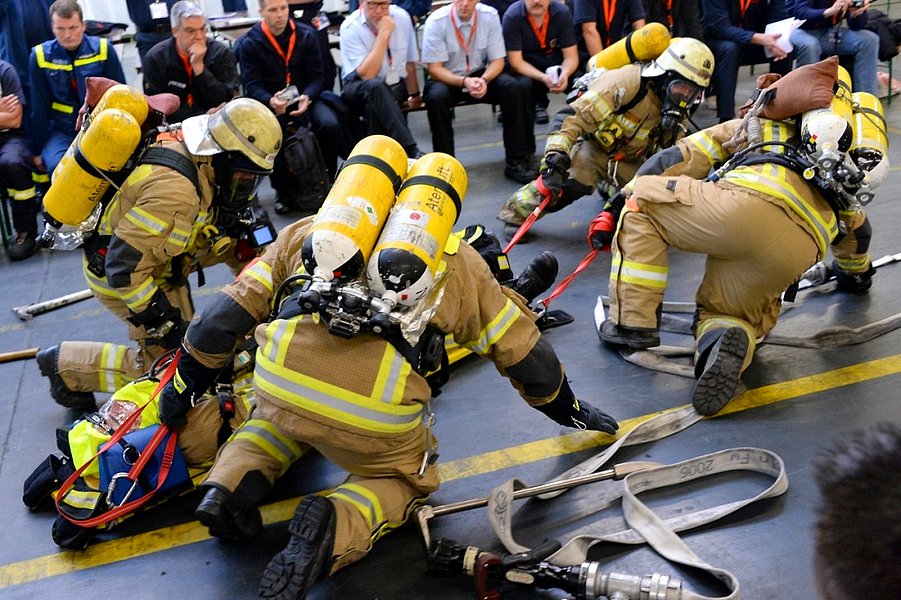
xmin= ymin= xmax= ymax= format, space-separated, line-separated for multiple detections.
xmin=593 ymin=57 xmax=883 ymax=416
xmin=151 ymin=136 xmax=618 ymax=600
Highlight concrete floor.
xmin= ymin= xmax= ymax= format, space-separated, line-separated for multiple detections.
xmin=2 ymin=48 xmax=901 ymax=599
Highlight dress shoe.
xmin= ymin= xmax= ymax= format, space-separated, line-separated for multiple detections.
xmin=534 ymin=105 xmax=549 ymax=124
xmin=504 ymin=160 xmax=538 ymax=185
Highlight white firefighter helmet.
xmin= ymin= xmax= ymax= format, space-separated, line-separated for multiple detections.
xmin=642 ymin=38 xmax=715 ymax=88
xmin=182 ymin=98 xmax=282 ymax=172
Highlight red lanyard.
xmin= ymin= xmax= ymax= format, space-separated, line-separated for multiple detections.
xmin=527 ymin=9 xmax=550 ymax=51
xmin=176 ymin=45 xmax=194 ymax=107
xmin=262 ymin=18 xmax=297 ymax=85
xmin=450 ymin=6 xmax=478 ymax=73
xmin=601 ymin=0 xmax=617 ymax=46
xmin=738 ymin=0 xmax=752 ymax=26
xmin=664 ymin=0 xmax=674 ymax=28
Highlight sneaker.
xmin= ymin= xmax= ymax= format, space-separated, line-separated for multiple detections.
xmin=274 ymin=195 xmax=297 ymax=215
xmin=504 ymin=160 xmax=538 ymax=185
xmin=259 ymin=495 xmax=336 ymax=600
xmin=691 ymin=327 xmax=749 ymax=416
xmin=534 ymin=105 xmax=549 ymax=125
xmin=196 ymin=485 xmax=263 ymax=543
xmin=8 ymin=231 xmax=36 ymax=261
xmin=36 ymin=346 xmax=97 ymax=410
xmin=510 ymin=251 xmax=558 ymax=304
xmin=597 ymin=319 xmax=660 ymax=350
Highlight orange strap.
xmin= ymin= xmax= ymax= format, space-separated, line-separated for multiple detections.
xmin=175 ymin=45 xmax=194 ymax=108
xmin=601 ymin=0 xmax=618 ymax=47
xmin=262 ymin=18 xmax=297 ymax=86
xmin=450 ymin=5 xmax=479 ymax=73
xmin=539 ymin=249 xmax=600 ymax=309
xmin=527 ymin=9 xmax=550 ymax=51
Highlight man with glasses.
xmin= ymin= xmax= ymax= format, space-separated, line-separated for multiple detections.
xmin=339 ymin=0 xmax=425 ymax=159
xmin=143 ymin=1 xmax=239 ymax=123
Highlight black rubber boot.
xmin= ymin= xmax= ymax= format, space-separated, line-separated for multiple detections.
xmin=195 ymin=484 xmax=263 ymax=543
xmin=510 ymin=251 xmax=559 ymax=304
xmin=691 ymin=327 xmax=749 ymax=416
xmin=36 ymin=346 xmax=97 ymax=410
xmin=597 ymin=319 xmax=660 ymax=350
xmin=259 ymin=495 xmax=336 ymax=600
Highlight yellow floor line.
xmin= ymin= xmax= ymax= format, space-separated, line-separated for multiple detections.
xmin=3 ymin=353 xmax=901 ymax=588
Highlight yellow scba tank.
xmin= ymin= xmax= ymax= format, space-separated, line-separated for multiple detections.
xmin=301 ymin=135 xmax=408 ymax=281
xmin=850 ymin=92 xmax=889 ymax=190
xmin=42 ymin=85 xmax=149 ymax=228
xmin=366 ymin=152 xmax=467 ymax=306
xmin=42 ymin=108 xmax=143 ymax=227
xmin=800 ymin=66 xmax=854 ymax=170
xmin=587 ymin=22 xmax=670 ymax=72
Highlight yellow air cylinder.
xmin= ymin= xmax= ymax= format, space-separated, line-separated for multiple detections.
xmin=851 ymin=91 xmax=889 ymax=189
xmin=90 ymin=84 xmax=149 ymax=126
xmin=800 ymin=66 xmax=855 ymax=165
xmin=366 ymin=152 xmax=468 ymax=306
xmin=42 ymin=108 xmax=143 ymax=227
xmin=301 ymin=135 xmax=409 ymax=281
xmin=587 ymin=22 xmax=671 ymax=72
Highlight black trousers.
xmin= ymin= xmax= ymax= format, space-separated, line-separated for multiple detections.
xmin=342 ymin=76 xmax=419 ymax=153
xmin=0 ymin=133 xmax=38 ymax=235
xmin=423 ymin=71 xmax=535 ymax=162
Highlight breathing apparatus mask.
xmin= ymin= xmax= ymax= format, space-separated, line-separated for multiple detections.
xmin=210 ymin=152 xmax=276 ymax=253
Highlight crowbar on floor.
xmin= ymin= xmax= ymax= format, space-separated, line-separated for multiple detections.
xmin=12 ymin=289 xmax=93 ymax=321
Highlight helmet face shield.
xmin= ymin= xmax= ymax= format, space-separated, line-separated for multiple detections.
xmin=665 ymin=79 xmax=704 ymax=110
xmin=215 ymin=153 xmax=267 ymax=214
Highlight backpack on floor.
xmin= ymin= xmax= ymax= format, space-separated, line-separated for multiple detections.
xmin=283 ymin=125 xmax=331 ymax=211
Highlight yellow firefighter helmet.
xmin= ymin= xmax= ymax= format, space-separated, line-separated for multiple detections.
xmin=643 ymin=37 xmax=714 ymax=88
xmin=182 ymin=97 xmax=282 ymax=171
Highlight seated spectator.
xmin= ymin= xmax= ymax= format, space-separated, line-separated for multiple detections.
xmin=701 ymin=0 xmax=792 ymax=123
xmin=142 ymin=1 xmax=239 ymax=123
xmin=641 ymin=0 xmax=703 ymax=38
xmin=813 ymin=422 xmax=901 ymax=600
xmin=502 ymin=0 xmax=578 ymax=125
xmin=0 ymin=0 xmax=52 ymax=103
xmin=339 ymin=0 xmax=424 ymax=159
xmin=0 ymin=58 xmax=39 ymax=260
xmin=236 ymin=0 xmax=348 ymax=215
xmin=573 ymin=0 xmax=646 ymax=70
xmin=788 ymin=0 xmax=879 ymax=95
xmin=126 ymin=0 xmax=179 ymax=71
xmin=289 ymin=1 xmax=338 ymax=92
xmin=422 ymin=0 xmax=538 ymax=184
xmin=28 ymin=0 xmax=125 ymax=176
xmin=349 ymin=0 xmax=431 ymax=23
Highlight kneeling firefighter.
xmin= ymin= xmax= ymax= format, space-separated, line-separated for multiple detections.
xmin=37 ymin=96 xmax=283 ymax=412
xmin=496 ymin=37 xmax=714 ymax=240
xmin=155 ymin=135 xmax=618 ymax=600
xmin=595 ymin=57 xmax=882 ymax=416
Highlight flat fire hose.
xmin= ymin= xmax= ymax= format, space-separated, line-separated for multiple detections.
xmin=486 ymin=446 xmax=787 ymax=600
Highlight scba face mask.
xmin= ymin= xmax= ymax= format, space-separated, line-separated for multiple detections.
xmin=660 ymin=78 xmax=703 ymax=131
xmin=215 ymin=153 xmax=267 ymax=214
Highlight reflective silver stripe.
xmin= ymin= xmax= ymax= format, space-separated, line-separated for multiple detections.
xmin=330 ymin=485 xmax=379 ymax=527
xmin=462 ymin=298 xmax=519 ymax=355
xmin=124 ymin=206 xmax=168 ymax=236
xmin=235 ymin=422 xmax=303 ymax=465
xmin=121 ymin=278 xmax=158 ymax=311
xmin=243 ymin=259 xmax=273 ymax=292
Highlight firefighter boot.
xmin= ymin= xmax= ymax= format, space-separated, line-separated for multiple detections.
xmin=597 ymin=320 xmax=660 ymax=350
xmin=259 ymin=495 xmax=336 ymax=600
xmin=195 ymin=484 xmax=263 ymax=543
xmin=36 ymin=346 xmax=97 ymax=410
xmin=510 ymin=251 xmax=559 ymax=304
xmin=691 ymin=327 xmax=749 ymax=416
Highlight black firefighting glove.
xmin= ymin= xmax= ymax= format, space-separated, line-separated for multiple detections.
xmin=537 ymin=151 xmax=571 ymax=202
xmin=832 ymin=261 xmax=876 ymax=295
xmin=587 ymin=210 xmax=616 ymax=251
xmin=533 ymin=378 xmax=618 ymax=434
xmin=127 ymin=289 xmax=188 ymax=350
xmin=158 ymin=346 xmax=219 ymax=428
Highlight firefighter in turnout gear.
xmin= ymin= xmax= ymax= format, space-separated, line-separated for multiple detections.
xmin=595 ymin=111 xmax=877 ymax=416
xmin=37 ymin=97 xmax=282 ymax=412
xmin=496 ymin=37 xmax=714 ymax=239
xmin=156 ymin=140 xmax=618 ymax=600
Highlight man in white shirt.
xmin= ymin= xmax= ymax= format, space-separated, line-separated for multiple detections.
xmin=339 ymin=0 xmax=424 ymax=158
xmin=421 ymin=0 xmax=537 ymax=183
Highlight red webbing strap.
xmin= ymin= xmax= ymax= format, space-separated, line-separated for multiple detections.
xmin=538 ymin=248 xmax=600 ymax=309
xmin=54 ymin=350 xmax=181 ymax=527
xmin=502 ymin=192 xmax=552 ymax=254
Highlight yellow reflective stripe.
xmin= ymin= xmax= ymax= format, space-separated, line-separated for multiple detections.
xmin=686 ymin=131 xmax=724 ymax=163
xmin=51 ymin=102 xmax=74 ymax=114
xmin=61 ymin=489 xmax=103 ymax=510
xmin=723 ymin=167 xmax=835 ymax=255
xmin=125 ymin=206 xmax=169 ymax=236
xmin=762 ymin=120 xmax=792 ymax=144
xmin=255 ymin=321 xmax=421 ymax=433
xmin=120 ymin=277 xmax=157 ymax=311
xmin=232 ymin=419 xmax=304 ymax=472
xmin=168 ymin=226 xmax=191 ymax=248
xmin=696 ymin=317 xmax=755 ymax=341
xmin=329 ymin=483 xmax=383 ymax=529
xmin=833 ymin=255 xmax=870 ymax=271
xmin=243 ymin=260 xmax=274 ymax=293
xmin=35 ymin=45 xmax=72 ymax=70
xmin=73 ymin=39 xmax=108 ymax=66
xmin=82 ymin=257 xmax=119 ymax=298
xmin=99 ymin=343 xmax=129 ymax=393
xmin=545 ymin=133 xmax=573 ymax=154
xmin=32 ymin=171 xmax=50 ymax=184
xmin=7 ymin=187 xmax=36 ymax=200
xmin=461 ymin=298 xmax=519 ymax=355
xmin=582 ymin=89 xmax=613 ymax=116
xmin=610 ymin=254 xmax=668 ymax=289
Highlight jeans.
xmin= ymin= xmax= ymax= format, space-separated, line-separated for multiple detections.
xmin=790 ymin=27 xmax=880 ymax=95
xmin=706 ymin=39 xmax=792 ymax=122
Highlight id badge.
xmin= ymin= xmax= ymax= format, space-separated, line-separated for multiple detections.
xmin=150 ymin=1 xmax=169 ymax=19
